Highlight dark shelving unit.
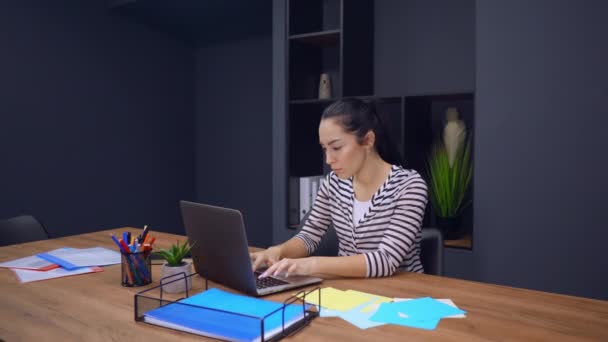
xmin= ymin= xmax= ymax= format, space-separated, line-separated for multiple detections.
xmin=282 ymin=1 xmax=476 ymax=250
xmin=289 ymin=0 xmax=341 ymax=35
xmin=286 ymin=0 xmax=375 ymax=227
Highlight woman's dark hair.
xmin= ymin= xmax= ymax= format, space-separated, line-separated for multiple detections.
xmin=321 ymin=98 xmax=404 ymax=166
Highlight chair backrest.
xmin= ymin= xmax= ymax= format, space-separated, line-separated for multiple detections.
xmin=0 ymin=215 xmax=50 ymax=247
xmin=420 ymin=227 xmax=444 ymax=276
xmin=297 ymin=211 xmax=339 ymax=257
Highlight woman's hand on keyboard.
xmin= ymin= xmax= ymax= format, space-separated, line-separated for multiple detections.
xmin=250 ymin=246 xmax=282 ymax=271
xmin=258 ymin=257 xmax=315 ymax=278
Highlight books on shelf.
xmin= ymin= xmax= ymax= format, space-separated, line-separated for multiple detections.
xmin=289 ymin=175 xmax=325 ymax=226
xmin=143 ymin=288 xmax=312 ymax=342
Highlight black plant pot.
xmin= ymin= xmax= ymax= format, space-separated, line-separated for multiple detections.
xmin=436 ymin=216 xmax=463 ymax=240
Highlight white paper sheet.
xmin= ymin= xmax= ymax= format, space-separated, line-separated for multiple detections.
xmin=39 ymin=247 xmax=121 ymax=267
xmin=12 ymin=266 xmax=103 ymax=283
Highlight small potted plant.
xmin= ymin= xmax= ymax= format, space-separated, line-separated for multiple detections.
xmin=156 ymin=240 xmax=195 ymax=293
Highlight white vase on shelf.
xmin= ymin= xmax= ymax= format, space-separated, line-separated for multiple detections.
xmin=318 ymin=73 xmax=332 ymax=99
xmin=443 ymin=107 xmax=466 ymax=168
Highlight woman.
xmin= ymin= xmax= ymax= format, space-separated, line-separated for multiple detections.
xmin=252 ymin=99 xmax=428 ymax=278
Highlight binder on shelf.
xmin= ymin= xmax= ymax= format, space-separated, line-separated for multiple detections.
xmin=298 ymin=175 xmax=324 ymax=222
xmin=299 ymin=177 xmax=311 ymax=221
xmin=135 ymin=273 xmax=320 ymax=342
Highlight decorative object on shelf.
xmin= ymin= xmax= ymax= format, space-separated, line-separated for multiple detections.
xmin=443 ymin=107 xmax=466 ymax=167
xmin=427 ymin=107 xmax=473 ymax=240
xmin=318 ymin=73 xmax=332 ymax=99
xmin=156 ymin=241 xmax=195 ymax=293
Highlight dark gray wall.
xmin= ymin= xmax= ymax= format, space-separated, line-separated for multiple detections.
xmin=195 ymin=36 xmax=273 ymax=248
xmin=272 ymin=0 xmax=606 ymax=300
xmin=373 ymin=0 xmax=608 ymax=299
xmin=0 ymin=1 xmax=196 ymax=237
xmin=111 ymin=0 xmax=272 ymax=46
xmin=475 ymin=0 xmax=608 ymax=300
xmin=375 ymin=0 xmax=475 ymax=96
xmin=272 ymin=0 xmax=294 ymax=245
xmin=374 ymin=0 xmax=477 ymax=280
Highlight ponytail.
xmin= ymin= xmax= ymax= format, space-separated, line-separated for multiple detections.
xmin=321 ymin=99 xmax=404 ymax=166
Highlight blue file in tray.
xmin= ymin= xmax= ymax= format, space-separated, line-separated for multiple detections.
xmin=143 ymin=288 xmax=311 ymax=342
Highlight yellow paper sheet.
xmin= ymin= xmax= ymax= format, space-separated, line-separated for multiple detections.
xmin=344 ymin=290 xmax=392 ymax=313
xmin=297 ymin=287 xmax=375 ymax=312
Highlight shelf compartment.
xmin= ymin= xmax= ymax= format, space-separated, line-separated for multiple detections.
xmin=404 ymin=93 xmax=475 ymax=250
xmin=289 ymin=0 xmax=340 ymax=35
xmin=289 ymin=30 xmax=340 ymax=47
xmin=288 ymin=103 xmax=327 ymax=178
xmin=289 ymin=39 xmax=340 ymax=101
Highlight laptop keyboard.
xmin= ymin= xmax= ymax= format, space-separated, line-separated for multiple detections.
xmin=254 ymin=271 xmax=289 ymax=289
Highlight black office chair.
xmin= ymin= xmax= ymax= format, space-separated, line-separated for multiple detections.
xmin=0 ymin=215 xmax=50 ymax=247
xmin=420 ymin=227 xmax=444 ymax=276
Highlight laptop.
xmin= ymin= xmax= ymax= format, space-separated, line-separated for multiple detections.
xmin=180 ymin=200 xmax=322 ymax=296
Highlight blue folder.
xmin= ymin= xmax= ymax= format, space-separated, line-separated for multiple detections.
xmin=144 ymin=288 xmax=310 ymax=342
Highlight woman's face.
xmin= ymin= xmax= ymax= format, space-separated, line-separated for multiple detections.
xmin=319 ymin=118 xmax=371 ymax=179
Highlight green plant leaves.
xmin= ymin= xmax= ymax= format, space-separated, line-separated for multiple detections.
xmin=427 ymin=136 xmax=473 ymax=218
xmin=155 ymin=240 xmax=195 ymax=267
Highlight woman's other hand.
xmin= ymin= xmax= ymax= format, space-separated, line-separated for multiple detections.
xmin=250 ymin=246 xmax=282 ymax=271
xmin=258 ymin=257 xmax=316 ymax=278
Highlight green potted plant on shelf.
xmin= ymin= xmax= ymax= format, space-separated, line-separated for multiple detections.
xmin=427 ymin=107 xmax=473 ymax=240
xmin=156 ymin=240 xmax=195 ymax=293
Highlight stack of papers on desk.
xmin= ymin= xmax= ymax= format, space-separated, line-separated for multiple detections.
xmin=36 ymin=247 xmax=121 ymax=269
xmin=12 ymin=266 xmax=104 ymax=283
xmin=297 ymin=287 xmax=385 ymax=312
xmin=300 ymin=287 xmax=466 ymax=331
xmin=1 ymin=247 xmax=120 ymax=283
xmin=0 ymin=255 xmax=60 ymax=271
xmin=144 ymin=288 xmax=312 ymax=342
xmin=299 ymin=288 xmax=391 ymax=329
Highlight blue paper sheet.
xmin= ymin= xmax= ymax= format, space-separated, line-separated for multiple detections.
xmin=369 ymin=303 xmax=439 ymax=330
xmin=318 ymin=299 xmax=386 ymax=329
xmin=144 ymin=288 xmax=310 ymax=342
xmin=386 ymin=297 xmax=466 ymax=320
xmin=337 ymin=301 xmax=386 ymax=329
xmin=369 ymin=297 xmax=466 ymax=330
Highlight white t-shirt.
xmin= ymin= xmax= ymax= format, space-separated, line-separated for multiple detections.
xmin=353 ymin=198 xmax=372 ymax=227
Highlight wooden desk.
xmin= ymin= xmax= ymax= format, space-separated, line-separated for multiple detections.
xmin=1 ymin=228 xmax=607 ymax=341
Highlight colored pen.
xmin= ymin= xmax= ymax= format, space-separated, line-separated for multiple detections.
xmin=141 ymin=225 xmax=150 ymax=243
xmin=110 ymin=234 xmax=123 ymax=250
xmin=126 ymin=254 xmax=141 ymax=284
xmin=119 ymin=239 xmax=131 ymax=254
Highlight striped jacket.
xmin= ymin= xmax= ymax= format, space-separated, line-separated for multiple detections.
xmin=294 ymin=165 xmax=428 ymax=277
